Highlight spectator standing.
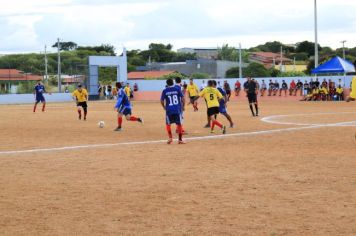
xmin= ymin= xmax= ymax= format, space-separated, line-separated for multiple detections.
xmin=234 ymin=80 xmax=241 ymax=96
xmin=107 ymin=84 xmax=112 ymax=99
xmin=133 ymin=83 xmax=138 ymax=92
xmin=303 ymin=80 xmax=310 ymax=95
xmin=329 ymin=83 xmax=336 ymax=101
xmin=268 ymin=79 xmax=274 ymax=96
xmin=336 ymin=85 xmax=344 ymax=101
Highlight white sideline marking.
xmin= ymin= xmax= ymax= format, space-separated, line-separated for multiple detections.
xmin=261 ymin=112 xmax=356 ymax=127
xmin=1 ymin=112 xmax=355 ymax=155
xmin=0 ymin=123 xmax=347 ymax=155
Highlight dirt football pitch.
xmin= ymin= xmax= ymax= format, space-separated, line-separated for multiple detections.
xmin=0 ymin=99 xmax=356 ymax=235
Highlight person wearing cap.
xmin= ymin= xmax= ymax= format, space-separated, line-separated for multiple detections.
xmin=72 ymin=84 xmax=88 ymax=120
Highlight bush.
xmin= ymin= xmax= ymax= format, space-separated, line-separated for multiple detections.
xmin=190 ymin=72 xmax=210 ymax=79
xmin=17 ymin=81 xmax=34 ymax=94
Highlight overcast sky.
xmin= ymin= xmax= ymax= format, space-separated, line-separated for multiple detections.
xmin=0 ymin=0 xmax=355 ymax=54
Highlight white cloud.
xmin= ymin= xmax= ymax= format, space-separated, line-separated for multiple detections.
xmin=0 ymin=0 xmax=355 ymax=53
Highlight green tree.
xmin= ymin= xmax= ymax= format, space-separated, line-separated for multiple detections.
xmin=52 ymin=41 xmax=78 ymax=51
xmin=243 ymin=62 xmax=270 ymax=77
xmin=225 ymin=67 xmax=239 ymax=78
xmin=190 ymin=72 xmax=210 ymax=79
xmin=296 ymin=41 xmax=321 ymax=57
xmin=217 ymin=44 xmax=238 ymax=61
xmin=77 ymin=44 xmax=116 ymax=55
xmin=293 ymin=52 xmax=309 ymax=61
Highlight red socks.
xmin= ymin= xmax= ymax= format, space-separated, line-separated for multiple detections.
xmin=42 ymin=103 xmax=45 ymax=112
xmin=33 ymin=104 xmax=37 ymax=112
xmin=177 ymin=125 xmax=183 ymax=141
xmin=166 ymin=125 xmax=173 ymax=138
xmin=211 ymin=120 xmax=222 ymax=130
xmin=118 ymin=117 xmax=123 ymax=127
xmin=129 ymin=116 xmax=138 ymax=121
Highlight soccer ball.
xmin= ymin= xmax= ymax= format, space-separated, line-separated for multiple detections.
xmin=98 ymin=121 xmax=105 ymax=128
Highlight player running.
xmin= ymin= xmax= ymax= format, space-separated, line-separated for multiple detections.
xmin=33 ymin=81 xmax=47 ymax=112
xmin=198 ymin=80 xmax=226 ymax=134
xmin=215 ymin=81 xmax=234 ymax=128
xmin=114 ymin=82 xmax=143 ymax=131
xmin=72 ymin=84 xmax=88 ymax=120
xmin=187 ymin=78 xmax=199 ymax=111
xmin=161 ymin=78 xmax=185 ymax=144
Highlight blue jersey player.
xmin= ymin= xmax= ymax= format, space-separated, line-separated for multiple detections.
xmin=114 ymin=82 xmax=143 ymax=131
xmin=216 ymin=84 xmax=234 ymax=128
xmin=33 ymin=81 xmax=47 ymax=112
xmin=161 ymin=78 xmax=185 ymax=144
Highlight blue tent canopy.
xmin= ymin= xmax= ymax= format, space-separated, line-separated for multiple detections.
xmin=312 ymin=56 xmax=355 ymax=74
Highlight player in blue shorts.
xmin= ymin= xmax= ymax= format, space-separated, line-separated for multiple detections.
xmin=114 ymin=82 xmax=143 ymax=131
xmin=33 ymin=81 xmax=47 ymax=112
xmin=161 ymin=78 xmax=185 ymax=144
xmin=215 ymin=81 xmax=234 ymax=128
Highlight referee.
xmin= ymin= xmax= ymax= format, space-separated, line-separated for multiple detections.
xmin=245 ymin=77 xmax=259 ymax=117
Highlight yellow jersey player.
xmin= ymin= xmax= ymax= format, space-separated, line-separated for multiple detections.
xmin=346 ymin=76 xmax=356 ymax=102
xmin=124 ymin=83 xmax=131 ymax=99
xmin=187 ymin=78 xmax=199 ymax=111
xmin=198 ymin=80 xmax=226 ymax=134
xmin=72 ymin=84 xmax=88 ymax=120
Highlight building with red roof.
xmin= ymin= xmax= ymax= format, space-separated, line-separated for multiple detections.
xmin=0 ymin=69 xmax=42 ymax=93
xmin=249 ymin=52 xmax=292 ymax=68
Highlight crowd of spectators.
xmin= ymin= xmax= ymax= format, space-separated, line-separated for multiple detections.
xmin=231 ymin=78 xmax=345 ymax=101
xmin=98 ymin=82 xmax=137 ymax=100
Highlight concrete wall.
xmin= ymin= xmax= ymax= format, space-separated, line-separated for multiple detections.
xmin=129 ymin=76 xmax=354 ymax=92
xmin=0 ymin=76 xmax=352 ymax=104
xmin=149 ymin=60 xmax=243 ymax=78
xmin=0 ymin=93 xmax=73 ymax=104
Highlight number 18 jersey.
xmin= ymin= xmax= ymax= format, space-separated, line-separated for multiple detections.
xmin=161 ymin=86 xmax=184 ymax=115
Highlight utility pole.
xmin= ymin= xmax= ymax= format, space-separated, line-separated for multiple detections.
xmin=44 ymin=45 xmax=48 ymax=81
xmin=57 ymin=38 xmax=61 ymax=93
xmin=238 ymin=43 xmax=242 ymax=78
xmin=341 ymin=40 xmax=347 ymax=78
xmin=340 ymin=40 xmax=346 ymax=60
xmin=280 ymin=46 xmax=283 ymax=71
xmin=314 ymin=0 xmax=319 ymax=68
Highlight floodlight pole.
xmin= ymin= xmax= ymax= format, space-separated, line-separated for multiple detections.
xmin=57 ymin=38 xmax=61 ymax=93
xmin=238 ymin=43 xmax=242 ymax=78
xmin=314 ymin=0 xmax=318 ymax=69
xmin=44 ymin=45 xmax=48 ymax=81
xmin=280 ymin=46 xmax=283 ymax=71
xmin=341 ymin=40 xmax=347 ymax=78
xmin=340 ymin=40 xmax=346 ymax=60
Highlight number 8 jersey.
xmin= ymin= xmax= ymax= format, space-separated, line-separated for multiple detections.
xmin=161 ymin=86 xmax=184 ymax=115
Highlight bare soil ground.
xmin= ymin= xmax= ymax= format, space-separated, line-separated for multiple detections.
xmin=0 ymin=100 xmax=356 ymax=235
